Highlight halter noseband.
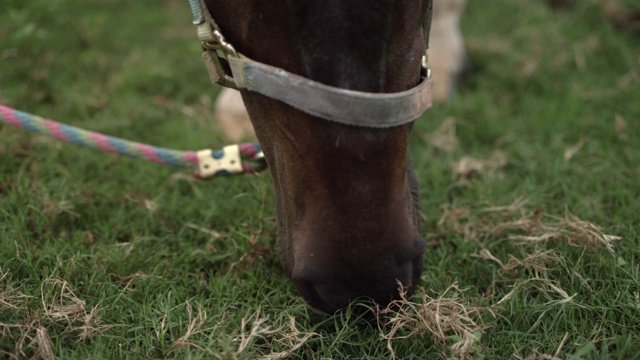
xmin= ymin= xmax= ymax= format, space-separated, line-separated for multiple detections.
xmin=190 ymin=0 xmax=434 ymax=128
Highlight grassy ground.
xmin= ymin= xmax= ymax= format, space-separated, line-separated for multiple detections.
xmin=1 ymin=0 xmax=639 ymax=358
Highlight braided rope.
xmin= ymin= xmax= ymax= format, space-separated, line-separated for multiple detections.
xmin=238 ymin=142 xmax=264 ymax=173
xmin=0 ymin=105 xmax=266 ymax=176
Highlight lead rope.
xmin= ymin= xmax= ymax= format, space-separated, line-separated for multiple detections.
xmin=0 ymin=105 xmax=266 ymax=178
xmin=0 ymin=1 xmax=267 ymax=179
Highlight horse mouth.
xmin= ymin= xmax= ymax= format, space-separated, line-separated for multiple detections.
xmin=293 ymin=250 xmax=425 ymax=314
xmin=295 ymin=278 xmax=411 ymax=315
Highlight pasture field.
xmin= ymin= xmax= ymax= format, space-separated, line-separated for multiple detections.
xmin=1 ymin=0 xmax=639 ymax=358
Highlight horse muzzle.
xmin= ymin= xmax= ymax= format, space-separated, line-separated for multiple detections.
xmin=290 ymin=236 xmax=426 ymax=314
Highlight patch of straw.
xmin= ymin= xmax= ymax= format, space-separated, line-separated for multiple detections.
xmin=235 ymin=309 xmax=279 ymax=354
xmin=173 ymin=301 xmax=207 ymax=351
xmin=233 ymin=309 xmax=317 ymax=359
xmin=495 ymin=276 xmax=585 ymax=309
xmin=0 ymin=268 xmax=32 ymax=311
xmin=475 ymin=249 xmax=561 ymax=278
xmin=422 ymin=117 xmax=459 ymax=153
xmin=123 ymin=192 xmax=159 ymax=213
xmin=377 ymin=282 xmax=491 ymax=359
xmin=260 ymin=316 xmax=318 ymax=360
xmin=41 ymin=278 xmax=86 ymax=321
xmin=614 ymin=113 xmax=628 ymax=141
xmin=563 ymin=136 xmax=589 ymax=162
xmin=39 ymin=194 xmax=77 ymax=222
xmin=513 ymin=332 xmax=568 ymax=360
xmin=1 ymin=274 xmax=115 ymax=359
xmin=35 ymin=327 xmax=54 ymax=360
xmin=41 ymin=278 xmax=115 ymax=340
xmin=76 ymin=302 xmax=113 ymax=341
xmin=509 ymin=210 xmax=619 ymax=256
xmin=450 ymin=150 xmax=507 ymax=181
xmin=438 ymin=197 xmax=620 ymax=255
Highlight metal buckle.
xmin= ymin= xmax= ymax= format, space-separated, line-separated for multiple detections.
xmin=196 ymin=145 xmax=243 ymax=178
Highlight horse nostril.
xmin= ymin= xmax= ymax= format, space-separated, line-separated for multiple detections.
xmin=293 ymin=279 xmax=338 ymax=313
xmin=291 ymin=240 xmax=424 ymax=313
xmin=292 ymin=268 xmax=414 ymax=314
xmin=290 ymin=274 xmax=343 ymax=312
xmin=292 ymin=268 xmax=353 ymax=313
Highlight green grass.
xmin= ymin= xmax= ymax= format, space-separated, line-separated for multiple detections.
xmin=1 ymin=0 xmax=639 ymax=358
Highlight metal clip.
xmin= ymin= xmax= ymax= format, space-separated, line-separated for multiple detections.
xmin=191 ymin=0 xmax=241 ymax=90
xmin=421 ymin=54 xmax=431 ymax=79
xmin=195 ymin=145 xmax=243 ymax=179
xmin=196 ymin=22 xmax=240 ymax=89
xmin=202 ymin=50 xmax=239 ymax=89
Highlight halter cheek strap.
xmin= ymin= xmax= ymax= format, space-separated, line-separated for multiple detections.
xmin=193 ymin=0 xmax=434 ymax=129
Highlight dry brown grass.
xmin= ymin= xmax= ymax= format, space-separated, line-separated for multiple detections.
xmin=614 ymin=113 xmax=629 ymax=141
xmin=422 ymin=116 xmax=509 ymax=181
xmin=0 ymin=268 xmax=31 ymax=311
xmin=234 ymin=309 xmax=318 ymax=360
xmin=563 ymin=136 xmax=589 ymax=162
xmin=450 ymin=151 xmax=508 ymax=181
xmin=259 ymin=316 xmax=318 ymax=360
xmin=374 ymin=197 xmax=620 ymax=358
xmin=513 ymin=332 xmax=569 ymax=360
xmin=0 ymin=272 xmax=115 ymax=359
xmin=39 ymin=194 xmax=77 ymax=223
xmin=173 ymin=302 xmax=208 ymax=351
xmin=377 ymin=283 xmax=491 ymax=359
xmin=438 ymin=197 xmax=620 ymax=255
xmin=422 ymin=116 xmax=460 ymax=153
xmin=476 ymin=248 xmax=561 ymax=278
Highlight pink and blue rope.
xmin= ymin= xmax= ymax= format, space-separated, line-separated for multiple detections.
xmin=0 ymin=105 xmax=265 ymax=175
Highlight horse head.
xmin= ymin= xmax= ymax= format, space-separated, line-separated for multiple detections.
xmin=202 ymin=0 xmax=431 ymax=313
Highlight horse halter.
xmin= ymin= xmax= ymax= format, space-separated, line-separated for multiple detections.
xmin=189 ymin=0 xmax=434 ymax=128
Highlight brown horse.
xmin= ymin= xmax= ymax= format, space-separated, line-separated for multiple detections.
xmin=201 ymin=0 xmax=432 ymax=313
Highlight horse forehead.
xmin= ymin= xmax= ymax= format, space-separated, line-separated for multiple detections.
xmin=285 ymin=1 xmax=397 ymax=88
xmin=207 ymin=0 xmax=424 ymax=90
